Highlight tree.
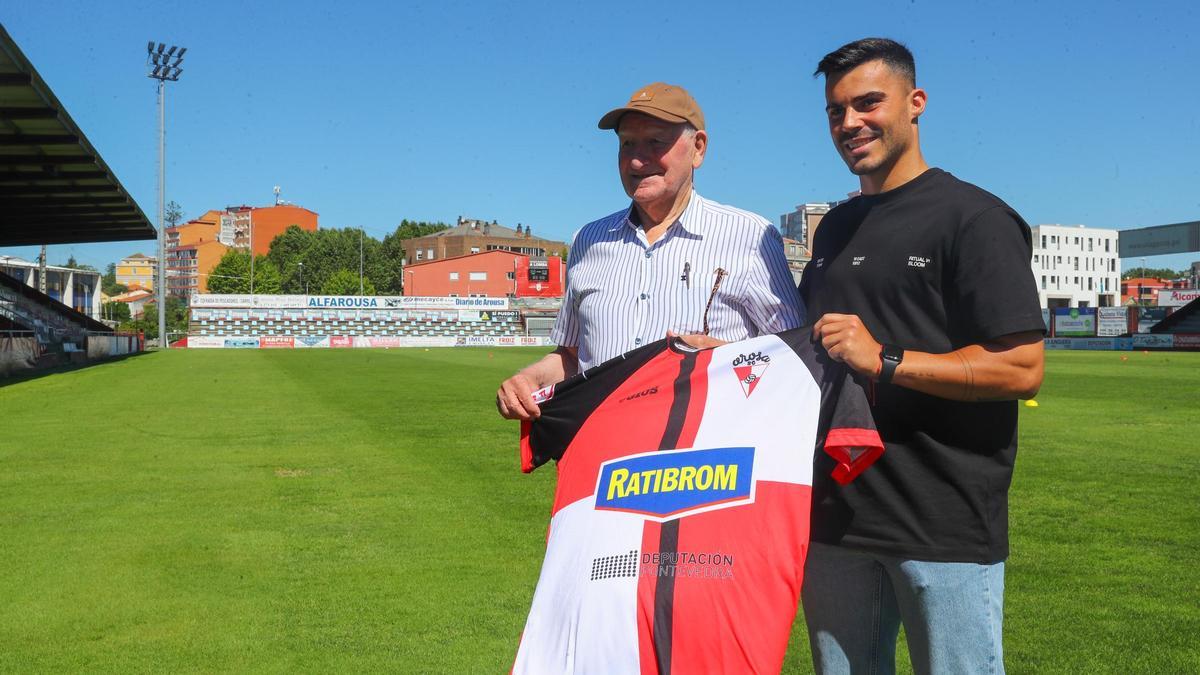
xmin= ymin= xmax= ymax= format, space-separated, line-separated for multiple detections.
xmin=321 ymin=268 xmax=376 ymax=295
xmin=166 ymin=200 xmax=185 ymax=228
xmin=125 ymin=296 xmax=187 ymax=341
xmin=1122 ymin=267 xmax=1186 ymax=281
xmin=101 ymin=262 xmax=127 ymax=296
xmin=266 ymin=225 xmax=315 ymax=294
xmin=61 ymin=255 xmax=97 ymax=271
xmin=206 ymin=250 xmax=251 ymax=293
xmin=102 ymin=301 xmax=131 ymax=323
xmin=206 ymin=250 xmax=283 ymax=294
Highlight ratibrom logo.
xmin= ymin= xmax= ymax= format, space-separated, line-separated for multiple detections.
xmin=732 ymin=351 xmax=770 ymax=397
xmin=594 ymin=447 xmax=755 ymax=520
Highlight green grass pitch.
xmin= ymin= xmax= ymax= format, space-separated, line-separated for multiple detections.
xmin=1 ymin=348 xmax=1197 ymax=672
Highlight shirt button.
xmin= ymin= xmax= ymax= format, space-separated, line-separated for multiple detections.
xmin=644 ymin=252 xmax=651 ymax=259
xmin=634 ymin=337 xmax=642 ymax=344
xmin=639 ymin=293 xmax=648 ymax=300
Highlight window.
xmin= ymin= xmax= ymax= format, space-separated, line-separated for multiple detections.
xmin=1088 ymin=238 xmax=1094 ymax=252
xmin=415 ymin=250 xmax=424 ymax=261
xmin=1074 ymin=258 xmax=1079 ymax=271
xmin=1105 ymin=239 xmax=1111 ymax=253
xmin=469 ymin=272 xmax=487 ymax=281
xmin=1033 ymin=254 xmax=1039 ymax=263
xmin=470 ymin=247 xmax=480 ymax=254
xmin=1041 ymin=275 xmax=1047 ymax=290
xmin=1088 ymin=278 xmax=1093 ymax=291
xmin=506 ymin=271 xmax=515 ymax=280
xmin=1041 ymin=235 xmax=1047 ymax=249
xmin=449 ymin=272 xmax=459 ymax=281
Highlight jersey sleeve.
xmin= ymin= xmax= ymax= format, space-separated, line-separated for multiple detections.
xmin=948 ymin=206 xmax=1047 ymax=341
xmin=820 ymin=368 xmax=885 ymax=485
xmin=519 ymin=339 xmax=666 ymax=473
xmin=778 ymin=326 xmax=884 ymax=484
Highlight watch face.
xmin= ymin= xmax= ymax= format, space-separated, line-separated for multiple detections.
xmin=882 ymin=345 xmax=904 ymax=362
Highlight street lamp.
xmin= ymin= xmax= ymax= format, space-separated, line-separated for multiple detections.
xmin=297 ymin=261 xmax=305 ymax=295
xmin=146 ymin=41 xmax=185 ymax=348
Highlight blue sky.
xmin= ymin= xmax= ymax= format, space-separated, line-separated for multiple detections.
xmin=4 ymin=1 xmax=1198 ymax=272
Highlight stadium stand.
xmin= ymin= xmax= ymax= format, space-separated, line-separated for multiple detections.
xmin=1150 ymin=298 xmax=1200 ymax=335
xmin=0 ymin=24 xmax=155 ymax=376
xmin=189 ymin=305 xmax=525 ymax=339
xmin=185 ymin=294 xmax=558 ymax=348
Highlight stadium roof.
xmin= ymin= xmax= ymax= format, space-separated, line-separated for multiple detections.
xmin=0 ymin=24 xmax=155 ymax=246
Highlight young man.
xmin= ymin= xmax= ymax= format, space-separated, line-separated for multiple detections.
xmin=496 ymin=82 xmax=802 ymax=420
xmin=799 ymin=38 xmax=1045 ymax=673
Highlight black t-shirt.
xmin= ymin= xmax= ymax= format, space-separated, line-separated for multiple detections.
xmin=798 ymin=168 xmax=1045 ymax=563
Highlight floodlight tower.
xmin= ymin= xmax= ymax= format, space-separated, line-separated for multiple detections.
xmin=146 ymin=41 xmax=185 ymax=348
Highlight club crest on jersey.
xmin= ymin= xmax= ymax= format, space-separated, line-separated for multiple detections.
xmin=593 ymin=447 xmax=755 ymax=520
xmin=732 ymin=351 xmax=770 ymax=397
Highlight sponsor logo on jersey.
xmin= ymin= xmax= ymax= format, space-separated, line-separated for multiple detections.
xmin=594 ymin=446 xmax=754 ymax=519
xmin=732 ymin=351 xmax=770 ymax=397
xmin=619 ymin=386 xmax=658 ymax=403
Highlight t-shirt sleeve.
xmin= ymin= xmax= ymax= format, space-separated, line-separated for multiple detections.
xmin=949 ymin=206 xmax=1047 ymax=341
xmin=819 ymin=364 xmax=885 ymax=485
xmin=741 ymin=222 xmax=806 ymax=333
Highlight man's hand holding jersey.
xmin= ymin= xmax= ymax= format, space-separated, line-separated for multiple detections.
xmin=813 ymin=313 xmax=1044 ymax=402
xmin=496 ymin=346 xmax=579 ymax=421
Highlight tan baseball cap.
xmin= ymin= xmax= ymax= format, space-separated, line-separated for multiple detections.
xmin=597 ymin=82 xmax=705 ymax=131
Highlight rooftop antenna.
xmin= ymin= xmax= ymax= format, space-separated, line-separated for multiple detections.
xmin=273 ymin=185 xmax=281 ymax=206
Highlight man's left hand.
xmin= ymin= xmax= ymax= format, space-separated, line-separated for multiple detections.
xmin=813 ymin=313 xmax=882 ymax=378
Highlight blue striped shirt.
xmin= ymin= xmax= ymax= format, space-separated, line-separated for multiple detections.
xmin=552 ymin=191 xmax=805 ymax=370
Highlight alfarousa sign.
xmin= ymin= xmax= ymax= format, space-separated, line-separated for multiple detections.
xmin=190 ymin=294 xmax=510 ymax=310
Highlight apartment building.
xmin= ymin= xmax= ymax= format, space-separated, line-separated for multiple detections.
xmin=1030 ymin=224 xmax=1121 ymax=308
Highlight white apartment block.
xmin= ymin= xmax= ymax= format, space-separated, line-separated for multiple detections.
xmin=1030 ymin=224 xmax=1121 ymax=308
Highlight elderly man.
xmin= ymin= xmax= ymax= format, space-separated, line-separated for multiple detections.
xmin=496 ymin=82 xmax=803 ymax=420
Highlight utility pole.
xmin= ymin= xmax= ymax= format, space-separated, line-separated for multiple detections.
xmin=359 ymin=227 xmax=365 ymax=295
xmin=38 ymin=244 xmax=47 ymax=294
xmin=146 ymin=41 xmax=185 ymax=348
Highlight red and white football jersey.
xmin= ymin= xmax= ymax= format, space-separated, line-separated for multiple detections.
xmin=513 ymin=328 xmax=883 ymax=674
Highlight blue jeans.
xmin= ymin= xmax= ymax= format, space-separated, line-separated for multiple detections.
xmin=801 ymin=542 xmax=1006 ymax=675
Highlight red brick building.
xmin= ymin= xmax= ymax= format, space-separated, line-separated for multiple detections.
xmin=404 ymin=250 xmax=564 ymax=298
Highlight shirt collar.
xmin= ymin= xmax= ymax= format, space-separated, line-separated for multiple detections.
xmin=618 ymin=189 xmax=705 ymax=236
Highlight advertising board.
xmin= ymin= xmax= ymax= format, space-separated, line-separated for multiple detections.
xmin=1132 ymin=334 xmax=1174 ymax=349
xmin=1053 ymin=308 xmax=1097 ymax=337
xmin=1097 ymin=307 xmax=1129 ymax=337
xmin=1157 ymin=289 xmax=1200 ymax=307
xmin=190 ymin=294 xmax=511 ymax=310
xmin=259 ymin=336 xmax=294 ymax=348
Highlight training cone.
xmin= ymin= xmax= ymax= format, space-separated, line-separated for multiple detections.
xmin=1024 ymin=399 xmax=1039 ymax=408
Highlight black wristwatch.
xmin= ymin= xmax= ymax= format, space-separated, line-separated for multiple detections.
xmin=878 ymin=344 xmax=904 ymax=384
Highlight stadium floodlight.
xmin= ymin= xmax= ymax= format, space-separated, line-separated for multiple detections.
xmin=146 ymin=40 xmax=187 ymax=348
